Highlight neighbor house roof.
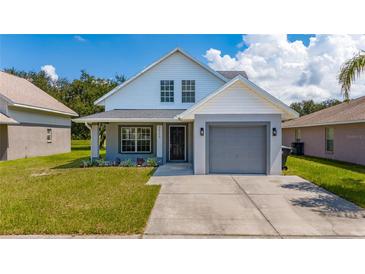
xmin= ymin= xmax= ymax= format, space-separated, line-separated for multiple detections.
xmin=177 ymin=75 xmax=299 ymax=121
xmin=73 ymin=109 xmax=185 ymax=123
xmin=217 ymin=71 xmax=248 ymax=79
xmin=283 ymin=96 xmax=365 ymax=128
xmin=0 ymin=112 xmax=19 ymax=125
xmin=94 ymin=48 xmax=229 ymax=106
xmin=0 ymin=71 xmax=78 ymax=116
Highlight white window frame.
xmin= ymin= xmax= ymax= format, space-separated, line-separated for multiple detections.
xmin=182 ymin=80 xmax=195 ymax=103
xmin=325 ymin=127 xmax=334 ymax=153
xmin=46 ymin=128 xmax=52 ymax=143
xmin=120 ymin=126 xmax=152 ymax=153
xmin=160 ymin=80 xmax=174 ymax=102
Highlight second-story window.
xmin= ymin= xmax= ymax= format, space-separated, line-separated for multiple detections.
xmin=160 ymin=80 xmax=174 ymax=102
xmin=182 ymin=80 xmax=195 ymax=103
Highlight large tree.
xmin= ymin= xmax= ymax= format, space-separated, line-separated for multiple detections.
xmin=4 ymin=68 xmax=126 ymax=146
xmin=338 ymin=50 xmax=365 ymax=100
xmin=290 ymin=99 xmax=341 ymax=116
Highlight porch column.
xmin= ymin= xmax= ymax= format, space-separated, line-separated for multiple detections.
xmin=91 ymin=124 xmax=100 ymax=160
xmin=156 ymin=124 xmax=163 ymax=162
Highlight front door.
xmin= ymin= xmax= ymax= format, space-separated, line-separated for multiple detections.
xmin=169 ymin=126 xmax=186 ymax=161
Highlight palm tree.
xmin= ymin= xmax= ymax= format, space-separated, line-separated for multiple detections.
xmin=338 ymin=50 xmax=365 ymax=101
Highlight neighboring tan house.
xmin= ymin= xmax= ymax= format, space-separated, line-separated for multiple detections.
xmin=283 ymin=96 xmax=365 ymax=166
xmin=0 ymin=71 xmax=78 ymax=161
xmin=74 ymin=48 xmax=298 ymax=175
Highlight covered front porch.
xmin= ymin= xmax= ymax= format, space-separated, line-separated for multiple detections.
xmin=73 ymin=109 xmax=193 ymax=166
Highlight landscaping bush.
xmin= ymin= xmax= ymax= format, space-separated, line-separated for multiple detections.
xmin=146 ymin=158 xmax=158 ymax=167
xmin=119 ymin=159 xmax=135 ymax=167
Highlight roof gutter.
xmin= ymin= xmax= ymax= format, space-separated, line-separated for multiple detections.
xmin=283 ymin=119 xmax=365 ymax=128
xmin=11 ymin=103 xmax=78 ymax=117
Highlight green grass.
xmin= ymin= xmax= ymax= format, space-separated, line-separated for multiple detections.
xmin=0 ymin=140 xmax=160 ymax=235
xmin=284 ymin=155 xmax=365 ymax=208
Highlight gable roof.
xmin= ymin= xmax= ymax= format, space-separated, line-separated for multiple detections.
xmin=217 ymin=70 xmax=248 ymax=79
xmin=283 ymin=96 xmax=365 ymax=128
xmin=94 ymin=48 xmax=229 ymax=105
xmin=0 ymin=71 xmax=77 ymax=116
xmin=177 ymin=75 xmax=299 ymax=121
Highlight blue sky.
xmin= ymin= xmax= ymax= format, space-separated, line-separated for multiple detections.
xmin=3 ymin=34 xmax=363 ymax=103
xmin=0 ymin=34 xmax=314 ymax=80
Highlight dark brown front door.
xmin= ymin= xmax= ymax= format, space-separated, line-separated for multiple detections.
xmin=169 ymin=126 xmax=186 ymax=161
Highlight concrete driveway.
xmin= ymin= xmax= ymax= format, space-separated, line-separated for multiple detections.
xmin=144 ymin=164 xmax=365 ymax=238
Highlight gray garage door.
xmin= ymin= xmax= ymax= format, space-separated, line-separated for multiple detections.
xmin=209 ymin=125 xmax=267 ymax=174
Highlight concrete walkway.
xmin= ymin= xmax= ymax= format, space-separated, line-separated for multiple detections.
xmin=145 ymin=168 xmax=365 ymax=238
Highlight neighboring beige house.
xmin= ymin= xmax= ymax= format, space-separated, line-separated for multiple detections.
xmin=0 ymin=71 xmax=78 ymax=161
xmin=283 ymin=96 xmax=365 ymax=166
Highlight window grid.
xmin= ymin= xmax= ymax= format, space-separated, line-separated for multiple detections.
xmin=325 ymin=127 xmax=334 ymax=153
xmin=47 ymin=128 xmax=52 ymax=143
xmin=160 ymin=80 xmax=174 ymax=102
xmin=182 ymin=80 xmax=195 ymax=103
xmin=121 ymin=127 xmax=151 ymax=153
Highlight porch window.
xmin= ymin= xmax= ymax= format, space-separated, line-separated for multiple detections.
xmin=325 ymin=127 xmax=334 ymax=153
xmin=160 ymin=80 xmax=174 ymax=102
xmin=182 ymin=80 xmax=195 ymax=103
xmin=121 ymin=127 xmax=152 ymax=153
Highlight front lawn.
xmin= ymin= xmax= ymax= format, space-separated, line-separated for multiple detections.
xmin=0 ymin=140 xmax=160 ymax=235
xmin=284 ymin=155 xmax=365 ymax=208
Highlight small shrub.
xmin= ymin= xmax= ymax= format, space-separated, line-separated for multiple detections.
xmin=120 ymin=159 xmax=135 ymax=167
xmin=80 ymin=160 xmax=92 ymax=168
xmin=95 ymin=159 xmax=106 ymax=167
xmin=146 ymin=158 xmax=158 ymax=167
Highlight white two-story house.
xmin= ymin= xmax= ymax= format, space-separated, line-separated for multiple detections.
xmin=74 ymin=48 xmax=298 ymax=175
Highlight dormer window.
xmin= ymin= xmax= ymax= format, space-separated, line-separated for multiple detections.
xmin=182 ymin=80 xmax=195 ymax=103
xmin=160 ymin=80 xmax=174 ymax=102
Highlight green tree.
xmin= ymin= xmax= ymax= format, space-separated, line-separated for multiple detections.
xmin=290 ymin=99 xmax=341 ymax=116
xmin=338 ymin=50 xmax=365 ymax=100
xmin=4 ymin=68 xmax=126 ymax=146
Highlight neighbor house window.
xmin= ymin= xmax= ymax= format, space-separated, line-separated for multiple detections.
xmin=325 ymin=127 xmax=334 ymax=153
xmin=121 ymin=127 xmax=151 ymax=153
xmin=46 ymin=128 xmax=52 ymax=143
xmin=295 ymin=128 xmax=301 ymax=142
xmin=182 ymin=80 xmax=195 ymax=103
xmin=160 ymin=80 xmax=174 ymax=102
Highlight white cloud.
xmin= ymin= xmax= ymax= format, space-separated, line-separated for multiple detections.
xmin=204 ymin=35 xmax=365 ymax=104
xmin=74 ymin=35 xmax=87 ymax=42
xmin=41 ymin=65 xmax=59 ymax=82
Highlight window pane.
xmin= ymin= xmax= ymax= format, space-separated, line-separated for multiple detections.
xmin=161 ymin=80 xmax=174 ymax=102
xmin=182 ymin=80 xmax=195 ymax=103
xmin=325 ymin=128 xmax=334 ymax=152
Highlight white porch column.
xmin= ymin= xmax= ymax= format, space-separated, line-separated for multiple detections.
xmin=91 ymin=124 xmax=100 ymax=160
xmin=156 ymin=124 xmax=163 ymax=159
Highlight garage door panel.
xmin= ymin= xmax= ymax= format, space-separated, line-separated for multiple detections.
xmin=209 ymin=125 xmax=267 ymax=174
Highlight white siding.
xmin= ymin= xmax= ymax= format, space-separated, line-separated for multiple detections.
xmin=8 ymin=106 xmax=71 ymax=127
xmin=104 ymin=52 xmax=225 ymax=111
xmin=194 ymin=81 xmax=282 ymax=116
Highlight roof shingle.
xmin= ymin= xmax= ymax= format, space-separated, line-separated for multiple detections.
xmin=283 ymin=96 xmax=365 ymax=128
xmin=73 ymin=109 xmax=185 ymax=122
xmin=216 ymin=71 xmax=248 ymax=79
xmin=0 ymin=71 xmax=77 ymax=116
